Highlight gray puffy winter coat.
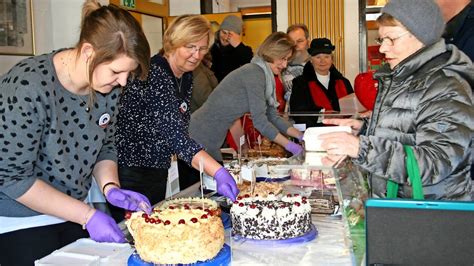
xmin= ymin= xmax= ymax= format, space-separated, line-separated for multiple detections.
xmin=354 ymin=40 xmax=473 ymax=200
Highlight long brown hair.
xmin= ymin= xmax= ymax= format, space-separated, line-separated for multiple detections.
xmin=76 ymin=0 xmax=150 ymax=86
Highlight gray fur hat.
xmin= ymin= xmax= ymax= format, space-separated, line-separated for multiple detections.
xmin=220 ymin=15 xmax=243 ymax=35
xmin=382 ymin=0 xmax=445 ymax=46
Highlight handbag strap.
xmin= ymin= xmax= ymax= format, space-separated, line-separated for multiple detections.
xmin=386 ymin=145 xmax=424 ymax=199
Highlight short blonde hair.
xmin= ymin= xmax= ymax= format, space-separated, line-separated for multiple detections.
xmin=257 ymin=32 xmax=296 ymax=63
xmin=163 ymin=15 xmax=213 ymax=55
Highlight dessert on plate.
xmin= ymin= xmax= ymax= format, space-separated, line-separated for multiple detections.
xmin=126 ymin=198 xmax=224 ymax=264
xmin=230 ymin=193 xmax=312 ymax=240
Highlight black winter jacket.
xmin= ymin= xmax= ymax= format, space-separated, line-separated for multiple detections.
xmin=210 ymin=41 xmax=253 ymax=82
xmin=355 ymin=40 xmax=474 ymax=200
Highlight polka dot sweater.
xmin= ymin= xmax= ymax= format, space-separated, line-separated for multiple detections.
xmin=0 ymin=51 xmax=119 ymax=217
xmin=116 ymin=54 xmax=202 ymax=170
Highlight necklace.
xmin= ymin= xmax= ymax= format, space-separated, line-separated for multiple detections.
xmin=61 ymin=50 xmax=90 ymax=112
xmin=174 ymin=76 xmax=183 ymax=94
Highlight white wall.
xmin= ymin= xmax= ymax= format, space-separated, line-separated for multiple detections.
xmin=230 ymin=0 xmax=270 ymax=11
xmin=1 ymin=0 xmax=52 ymax=75
xmin=344 ymin=0 xmax=360 ymax=85
xmin=0 ymin=0 xmax=108 ymax=75
xmin=276 ymin=0 xmax=288 ymax=32
xmin=169 ymin=0 xmax=201 ymax=16
xmin=50 ymin=0 xmax=84 ymax=49
xmin=212 ymin=0 xmax=231 ymax=13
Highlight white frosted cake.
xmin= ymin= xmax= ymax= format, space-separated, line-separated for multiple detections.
xmin=230 ymin=194 xmax=312 ymax=240
xmin=126 ymin=198 xmax=224 ymax=264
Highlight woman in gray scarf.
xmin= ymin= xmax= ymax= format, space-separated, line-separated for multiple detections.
xmin=190 ymin=32 xmax=304 ymax=162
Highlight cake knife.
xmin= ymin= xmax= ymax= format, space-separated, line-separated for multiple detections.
xmin=250 ymin=168 xmax=256 ymax=196
xmin=199 ymin=158 xmax=205 ymax=209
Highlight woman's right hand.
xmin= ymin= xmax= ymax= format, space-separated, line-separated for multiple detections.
xmin=322 ymin=118 xmax=363 ymax=131
xmin=284 ymin=141 xmax=304 ymax=156
xmin=214 ymin=167 xmax=239 ymax=201
xmin=85 ymin=209 xmax=126 ymax=243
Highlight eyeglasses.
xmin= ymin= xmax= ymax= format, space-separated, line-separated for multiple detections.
xmin=184 ymin=44 xmax=209 ymax=54
xmin=294 ymin=39 xmax=307 ymax=44
xmin=375 ymin=31 xmax=409 ymax=46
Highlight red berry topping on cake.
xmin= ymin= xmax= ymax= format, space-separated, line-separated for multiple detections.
xmin=184 ymin=205 xmax=190 ymax=210
xmin=294 ymin=193 xmax=300 ymax=196
xmin=164 ymin=220 xmax=171 ymax=225
xmin=142 ymin=213 xmax=148 ymax=218
xmin=250 ymin=204 xmax=257 ymax=209
xmin=302 ymin=200 xmax=307 ymax=204
xmin=145 ymin=218 xmax=150 ymax=223
xmin=155 ymin=219 xmax=162 ymax=224
xmin=191 ymin=217 xmax=198 ymax=223
xmin=239 ymin=203 xmax=244 ymax=207
xmin=233 ymin=201 xmax=239 ymax=204
xmin=237 ymin=196 xmax=243 ymax=200
xmin=201 ymin=214 xmax=208 ymax=219
xmin=196 ymin=206 xmax=203 ymax=210
xmin=204 ymin=208 xmax=209 ymax=212
xmin=287 ymin=193 xmax=292 ymax=197
xmin=302 ymin=197 xmax=307 ymax=201
xmin=178 ymin=219 xmax=185 ymax=224
xmin=294 ymin=202 xmax=301 ymax=207
xmin=149 ymin=218 xmax=155 ymax=223
xmin=169 ymin=206 xmax=175 ymax=210
xmin=244 ymin=194 xmax=250 ymax=198
xmin=124 ymin=211 xmax=132 ymax=219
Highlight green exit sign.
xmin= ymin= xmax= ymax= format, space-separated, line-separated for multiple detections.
xmin=121 ymin=0 xmax=136 ymax=9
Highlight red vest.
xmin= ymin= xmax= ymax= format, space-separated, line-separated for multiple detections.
xmin=274 ymin=75 xmax=286 ymax=113
xmin=308 ymin=80 xmax=349 ymax=110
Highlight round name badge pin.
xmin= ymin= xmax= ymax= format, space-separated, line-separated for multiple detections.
xmin=98 ymin=113 xmax=111 ymax=128
xmin=179 ymin=102 xmax=188 ymax=113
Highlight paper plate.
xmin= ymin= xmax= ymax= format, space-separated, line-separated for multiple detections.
xmin=232 ymin=224 xmax=317 ymax=245
xmin=128 ymin=244 xmax=231 ymax=266
xmin=304 ymin=126 xmax=351 ymax=151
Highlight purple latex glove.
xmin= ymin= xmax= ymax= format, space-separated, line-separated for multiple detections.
xmin=285 ymin=141 xmax=303 ymax=156
xmin=106 ymin=188 xmax=152 ymax=214
xmin=297 ymin=134 xmax=304 ymax=142
xmin=86 ymin=210 xmax=126 ymax=243
xmin=214 ymin=167 xmax=239 ymax=201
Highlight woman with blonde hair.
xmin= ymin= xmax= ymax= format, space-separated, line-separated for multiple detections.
xmin=189 ymin=32 xmax=304 ymax=163
xmin=113 ymin=15 xmax=239 ymax=221
xmin=0 ymin=0 xmax=151 ymax=264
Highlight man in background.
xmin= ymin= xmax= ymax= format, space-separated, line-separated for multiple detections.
xmin=210 ymin=15 xmax=253 ymax=82
xmin=436 ymin=0 xmax=474 ymax=181
xmin=281 ymin=24 xmax=311 ymax=108
xmin=436 ymin=0 xmax=474 ymax=60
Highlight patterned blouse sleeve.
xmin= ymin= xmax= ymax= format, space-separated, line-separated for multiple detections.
xmin=0 ymin=65 xmax=45 ymax=198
